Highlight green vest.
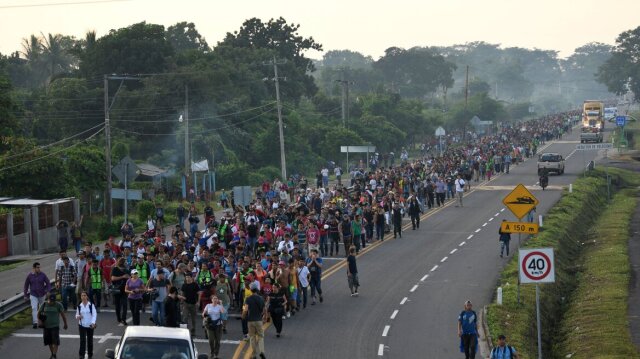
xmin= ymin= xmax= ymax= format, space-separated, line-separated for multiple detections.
xmin=197 ymin=270 xmax=212 ymax=286
xmin=136 ymin=263 xmax=149 ymax=283
xmin=90 ymin=268 xmax=102 ymax=289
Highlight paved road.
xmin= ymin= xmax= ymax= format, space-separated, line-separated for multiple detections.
xmin=228 ymin=127 xmax=609 ymax=359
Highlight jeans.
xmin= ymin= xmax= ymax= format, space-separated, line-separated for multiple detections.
xmin=319 ymin=234 xmax=328 ymax=257
xmin=248 ymin=321 xmax=265 ymax=355
xmin=129 ymin=298 xmax=142 ymax=325
xmin=330 ymin=233 xmax=340 ymax=256
xmin=79 ymin=325 xmax=94 ymax=357
xmin=59 ymin=237 xmax=68 ymax=252
xmin=376 ymin=222 xmax=385 ymax=240
xmin=114 ymin=292 xmax=128 ymax=323
xmin=310 ymin=276 xmax=322 ymax=299
xmin=436 ymin=192 xmax=445 ymax=206
xmin=505 ymin=162 xmax=511 ymax=174
xmin=297 ymin=286 xmax=308 ymax=308
xmin=457 ymin=191 xmax=464 ymax=207
xmin=62 ymin=285 xmax=77 ymax=310
xmin=500 ymin=240 xmax=510 ymax=256
xmin=30 ymin=295 xmax=45 ymax=324
xmin=152 ymin=300 xmax=165 ymax=326
xmin=73 ymin=238 xmax=82 ymax=253
xmin=365 ymin=224 xmax=373 ymax=241
xmin=342 ymin=235 xmax=352 ymax=255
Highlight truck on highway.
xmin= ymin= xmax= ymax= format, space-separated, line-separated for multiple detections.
xmin=580 ymin=100 xmax=604 ymax=143
xmin=537 ymin=152 xmax=565 ymax=175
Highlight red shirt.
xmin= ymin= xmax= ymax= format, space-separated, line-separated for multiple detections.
xmin=99 ymin=258 xmax=116 ymax=283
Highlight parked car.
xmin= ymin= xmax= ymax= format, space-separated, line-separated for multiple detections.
xmin=105 ymin=326 xmax=207 ymax=359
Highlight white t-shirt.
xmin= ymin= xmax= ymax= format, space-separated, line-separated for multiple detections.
xmin=297 ymin=266 xmax=310 ymax=288
xmin=334 ymin=167 xmax=342 ymax=176
xmin=455 ymin=179 xmax=466 ymax=193
xmin=321 ymin=168 xmax=329 ymax=177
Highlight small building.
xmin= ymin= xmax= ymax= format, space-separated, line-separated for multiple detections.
xmin=470 ymin=115 xmax=494 ymax=135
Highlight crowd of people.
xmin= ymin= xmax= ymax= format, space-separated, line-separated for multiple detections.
xmin=23 ymin=111 xmax=576 ymax=359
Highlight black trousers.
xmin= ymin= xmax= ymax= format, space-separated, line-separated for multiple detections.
xmin=411 ymin=213 xmax=420 ymax=229
xmin=462 ymin=334 xmax=477 ymax=359
xmin=393 ymin=221 xmax=402 ymax=237
xmin=129 ymin=298 xmax=141 ymax=325
xmin=427 ymin=193 xmax=435 ymax=208
xmin=270 ymin=309 xmax=283 ymax=334
xmin=79 ymin=325 xmax=94 ymax=357
xmin=114 ymin=292 xmax=128 ymax=322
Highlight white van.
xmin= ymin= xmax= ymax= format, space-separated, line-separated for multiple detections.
xmin=105 ymin=326 xmax=208 ymax=359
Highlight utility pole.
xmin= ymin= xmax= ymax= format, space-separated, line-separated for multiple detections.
xmin=265 ymin=56 xmax=287 ymax=180
xmin=184 ymin=84 xmax=190 ymax=189
xmin=336 ymin=76 xmax=353 ymax=128
xmin=464 ymin=65 xmax=469 ymax=109
xmin=104 ymin=75 xmax=112 ymax=223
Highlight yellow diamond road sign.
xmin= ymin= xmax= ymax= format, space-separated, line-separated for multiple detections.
xmin=502 ymin=184 xmax=539 ymax=219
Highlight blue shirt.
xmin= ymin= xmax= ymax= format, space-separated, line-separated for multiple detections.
xmin=491 ymin=346 xmax=517 ymax=359
xmin=458 ymin=310 xmax=477 ymax=334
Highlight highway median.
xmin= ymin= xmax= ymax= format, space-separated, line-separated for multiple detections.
xmin=486 ymin=168 xmax=640 ymax=358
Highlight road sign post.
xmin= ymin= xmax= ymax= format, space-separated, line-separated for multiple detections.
xmin=519 ymin=248 xmax=555 ymax=359
xmin=503 ymin=184 xmax=539 ymax=219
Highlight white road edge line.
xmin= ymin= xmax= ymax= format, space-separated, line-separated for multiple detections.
xmin=441 ymin=256 xmax=448 ymax=263
xmin=382 ymin=325 xmax=391 ymax=337
xmin=400 ymin=297 xmax=408 ymax=305
xmin=430 ymin=265 xmax=438 ymax=272
xmin=495 ymin=212 xmax=500 ymax=217
xmin=410 ymin=285 xmax=418 ymax=292
xmin=421 ymin=274 xmax=429 ymax=281
xmin=390 ymin=310 xmax=399 ymax=319
xmin=482 ymin=222 xmax=488 ymax=227
xmin=99 ymin=332 xmax=112 ymax=344
xmin=488 ymin=217 xmax=494 ymax=222
xmin=378 ymin=344 xmax=385 ymax=356
xmin=501 ymin=208 xmax=505 ymax=212
xmin=467 ymin=234 xmax=474 ymax=240
xmin=459 ymin=241 xmax=466 ymax=246
xmin=475 ymin=228 xmax=481 ymax=233
xmin=450 ymin=248 xmax=458 ymax=254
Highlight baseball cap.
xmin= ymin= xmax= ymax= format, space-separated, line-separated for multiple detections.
xmin=78 ymin=250 xmax=85 ymax=255
xmin=130 ymin=269 xmax=139 ymax=275
xmin=49 ymin=293 xmax=56 ymax=300
xmin=465 ymin=300 xmax=472 ymax=305
xmin=181 ymin=251 xmax=188 ymax=256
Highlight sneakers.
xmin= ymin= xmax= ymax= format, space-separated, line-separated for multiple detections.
xmin=33 ymin=323 xmax=38 ymax=329
xmin=319 ymin=295 xmax=323 ymax=303
xmin=118 ymin=322 xmax=124 ymax=327
xmin=354 ymin=291 xmax=359 ymax=296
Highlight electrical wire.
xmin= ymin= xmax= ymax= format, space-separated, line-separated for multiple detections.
xmin=111 ymin=102 xmax=277 ymax=123
xmin=0 ymin=126 xmax=104 ymax=172
xmin=1 ymin=122 xmax=105 ymax=161
xmin=0 ymin=0 xmax=130 ymax=9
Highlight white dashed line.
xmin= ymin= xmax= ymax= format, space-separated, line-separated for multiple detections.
xmin=382 ymin=325 xmax=391 ymax=337
xmin=488 ymin=217 xmax=494 ymax=222
xmin=459 ymin=241 xmax=466 ymax=246
xmin=475 ymin=228 xmax=481 ymax=233
xmin=378 ymin=344 xmax=385 ymax=356
xmin=441 ymin=256 xmax=448 ymax=263
xmin=467 ymin=234 xmax=474 ymax=240
xmin=501 ymin=208 xmax=505 ymax=212
xmin=495 ymin=213 xmax=500 ymax=217
xmin=400 ymin=297 xmax=408 ymax=305
xmin=390 ymin=310 xmax=399 ymax=319
xmin=450 ymin=248 xmax=458 ymax=254
xmin=482 ymin=222 xmax=488 ymax=227
xmin=410 ymin=285 xmax=418 ymax=292
xmin=430 ymin=265 xmax=439 ymax=272
xmin=421 ymin=274 xmax=429 ymax=281
xmin=99 ymin=333 xmax=113 ymax=344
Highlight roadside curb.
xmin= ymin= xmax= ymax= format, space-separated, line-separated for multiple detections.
xmin=479 ymin=305 xmax=493 ymax=359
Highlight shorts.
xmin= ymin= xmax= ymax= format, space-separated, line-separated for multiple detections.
xmin=43 ymin=327 xmax=60 ymax=346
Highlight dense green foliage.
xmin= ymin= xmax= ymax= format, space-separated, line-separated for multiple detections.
xmin=598 ymin=25 xmax=640 ymax=98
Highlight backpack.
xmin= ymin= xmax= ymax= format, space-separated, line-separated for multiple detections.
xmin=490 ymin=346 xmax=514 ymax=359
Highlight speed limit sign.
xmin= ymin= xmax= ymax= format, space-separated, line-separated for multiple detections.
xmin=519 ymin=248 xmax=555 ymax=284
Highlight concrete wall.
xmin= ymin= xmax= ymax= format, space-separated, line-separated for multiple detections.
xmin=37 ymin=227 xmax=58 ymax=254
xmin=11 ymin=233 xmax=30 ymax=256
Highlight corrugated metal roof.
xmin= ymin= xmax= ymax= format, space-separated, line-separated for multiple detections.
xmin=0 ymin=199 xmax=50 ymax=206
xmin=137 ymin=163 xmax=168 ymax=177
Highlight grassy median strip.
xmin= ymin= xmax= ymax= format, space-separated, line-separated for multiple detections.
xmin=0 ymin=310 xmax=32 ymax=340
xmin=555 ymin=189 xmax=639 ymax=358
xmin=0 ymin=260 xmax=25 ymax=272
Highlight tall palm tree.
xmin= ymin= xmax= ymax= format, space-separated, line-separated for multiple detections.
xmin=20 ymin=34 xmax=41 ymax=62
xmin=41 ymin=32 xmax=66 ymax=80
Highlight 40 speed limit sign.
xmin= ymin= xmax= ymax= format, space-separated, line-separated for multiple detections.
xmin=519 ymin=248 xmax=555 ymax=284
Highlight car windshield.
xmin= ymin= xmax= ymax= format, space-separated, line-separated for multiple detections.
xmin=120 ymin=338 xmax=192 ymax=359
xmin=540 ymin=154 xmax=560 ymax=162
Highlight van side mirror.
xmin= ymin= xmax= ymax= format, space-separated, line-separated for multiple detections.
xmin=105 ymin=349 xmax=115 ymax=359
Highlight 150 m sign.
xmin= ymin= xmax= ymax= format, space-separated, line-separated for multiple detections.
xmin=519 ymin=248 xmax=555 ymax=284
xmin=500 ymin=221 xmax=539 ymax=234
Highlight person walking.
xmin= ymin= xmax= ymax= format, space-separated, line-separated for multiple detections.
xmin=455 ymin=174 xmax=466 ymax=207
xmin=214 ymin=273 xmax=232 ymax=334
xmin=164 ymin=286 xmax=181 ymax=328
xmin=458 ymin=300 xmax=480 ymax=359
xmin=499 ymin=221 xmax=512 ymax=258
xmin=338 ymin=214 xmax=353 ymax=257
xmin=267 ymin=283 xmax=286 ymax=337
xmin=347 ymin=246 xmax=359 ymax=296
xmin=296 ymin=259 xmax=310 ymax=309
xmin=490 ymin=334 xmax=520 ymax=359
xmin=244 ymin=282 xmax=267 ymax=359
xmin=57 ymin=256 xmax=77 ymax=311
xmin=391 ymin=202 xmax=402 ymax=239
xmin=203 ymin=294 xmax=226 ymax=359
xmin=125 ymin=269 xmax=144 ymax=325
xmin=24 ymin=262 xmax=51 ymax=329
xmin=306 ymin=249 xmax=323 ymax=305
xmin=56 ymin=220 xmax=70 ymax=252
xmin=111 ymin=257 xmax=129 ymax=326
xmin=39 ymin=293 xmax=68 ymax=359
xmin=408 ymin=196 xmax=421 ymax=230
xmin=180 ymin=273 xmax=200 ymax=336
xmin=86 ymin=259 xmax=104 ymax=310
xmin=148 ymin=270 xmax=170 ymax=326
xmin=75 ymin=291 xmax=97 ymax=359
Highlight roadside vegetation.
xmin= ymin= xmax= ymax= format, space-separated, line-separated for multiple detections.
xmin=487 ymin=168 xmax=640 ymax=358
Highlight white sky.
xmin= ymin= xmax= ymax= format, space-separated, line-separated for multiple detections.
xmin=0 ymin=0 xmax=638 ymax=59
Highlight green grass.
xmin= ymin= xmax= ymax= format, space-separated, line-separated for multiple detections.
xmin=0 ymin=310 xmax=32 ymax=340
xmin=0 ymin=260 xmax=25 ymax=272
xmin=555 ymin=190 xmax=639 ymax=358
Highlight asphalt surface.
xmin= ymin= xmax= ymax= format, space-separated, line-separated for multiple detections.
xmin=1 ymin=127 xmax=609 ymax=359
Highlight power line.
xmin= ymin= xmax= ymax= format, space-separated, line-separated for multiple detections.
xmin=111 ymin=102 xmax=277 ymax=123
xmin=0 ymin=0 xmax=130 ymax=9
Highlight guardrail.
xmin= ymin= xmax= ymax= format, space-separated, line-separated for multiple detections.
xmin=0 ymin=293 xmax=30 ymax=323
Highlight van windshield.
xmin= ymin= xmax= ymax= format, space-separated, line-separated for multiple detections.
xmin=120 ymin=338 xmax=192 ymax=359
xmin=540 ymin=154 xmax=560 ymax=162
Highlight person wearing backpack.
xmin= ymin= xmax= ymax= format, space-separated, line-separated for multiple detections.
xmin=76 ymin=291 xmax=97 ymax=359
xmin=490 ymin=334 xmax=519 ymax=359
xmin=458 ymin=300 xmax=479 ymax=359
xmin=455 ymin=174 xmax=466 ymax=207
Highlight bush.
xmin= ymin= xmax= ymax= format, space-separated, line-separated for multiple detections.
xmin=136 ymin=200 xmax=155 ymax=223
xmin=96 ymin=219 xmax=120 ymax=241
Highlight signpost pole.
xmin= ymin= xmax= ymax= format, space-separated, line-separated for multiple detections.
xmin=124 ymin=163 xmax=128 ymax=225
xmin=536 ymin=284 xmax=542 ymax=359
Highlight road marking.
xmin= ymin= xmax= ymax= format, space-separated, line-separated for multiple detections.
xmin=495 ymin=213 xmax=500 ymax=217
xmin=390 ymin=310 xmax=399 ymax=319
xmin=378 ymin=344 xmax=385 ymax=356
xmin=566 ymin=148 xmax=577 ymax=159
xmin=475 ymin=228 xmax=481 ymax=233
xmin=488 ymin=217 xmax=494 ymax=222
xmin=410 ymin=284 xmax=418 ymax=292
xmin=430 ymin=265 xmax=438 ymax=272
xmin=450 ymin=248 xmax=458 ymax=254
xmin=459 ymin=241 xmax=466 ymax=246
xmin=400 ymin=297 xmax=408 ymax=305
xmin=501 ymin=208 xmax=505 ymax=212
xmin=441 ymin=256 xmax=448 ymax=263
xmin=421 ymin=274 xmax=429 ymax=281
xmin=482 ymin=222 xmax=488 ymax=227
xmin=467 ymin=234 xmax=474 ymax=240
xmin=10 ymin=333 xmax=241 ymax=345
xmin=382 ymin=325 xmax=391 ymax=337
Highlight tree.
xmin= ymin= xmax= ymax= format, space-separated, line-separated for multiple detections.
xmin=166 ymin=22 xmax=209 ymax=53
xmin=320 ymin=50 xmax=373 ymax=69
xmin=40 ymin=33 xmax=76 ymax=81
xmin=561 ymin=42 xmax=612 ymax=103
xmin=0 ymin=57 xmax=19 ymax=151
xmin=598 ymin=26 xmax=640 ymax=98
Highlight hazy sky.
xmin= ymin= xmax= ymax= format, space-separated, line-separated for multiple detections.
xmin=1 ymin=0 xmax=639 ymax=60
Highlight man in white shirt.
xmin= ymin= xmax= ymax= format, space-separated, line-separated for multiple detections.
xmin=296 ymin=259 xmax=310 ymax=308
xmin=277 ymin=235 xmax=295 ymax=254
xmin=334 ymin=166 xmax=342 ymax=185
xmin=321 ymin=167 xmax=329 ymax=188
xmin=455 ymin=174 xmax=466 ymax=207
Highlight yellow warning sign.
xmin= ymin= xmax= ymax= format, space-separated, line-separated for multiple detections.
xmin=502 ymin=184 xmax=539 ymax=219
xmin=500 ymin=221 xmax=539 ymax=234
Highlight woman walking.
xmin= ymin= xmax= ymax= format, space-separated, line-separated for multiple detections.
xmin=125 ymin=269 xmax=144 ymax=325
xmin=76 ymin=291 xmax=97 ymax=359
xmin=203 ymin=294 xmax=226 ymax=359
xmin=267 ymin=283 xmax=286 ymax=337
